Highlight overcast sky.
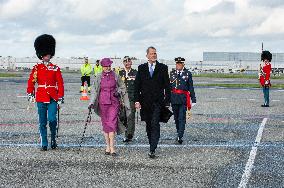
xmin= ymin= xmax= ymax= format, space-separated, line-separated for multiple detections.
xmin=1 ymin=0 xmax=284 ymax=60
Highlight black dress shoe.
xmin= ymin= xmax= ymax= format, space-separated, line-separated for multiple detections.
xmin=148 ymin=151 xmax=156 ymax=159
xmin=41 ymin=146 xmax=47 ymax=151
xmin=261 ymin=104 xmax=269 ymax=107
xmin=177 ymin=137 xmax=183 ymax=144
xmin=111 ymin=152 xmax=118 ymax=157
xmin=51 ymin=143 xmax=57 ymax=149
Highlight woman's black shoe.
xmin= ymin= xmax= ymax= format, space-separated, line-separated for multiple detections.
xmin=111 ymin=152 xmax=117 ymax=157
xmin=105 ymin=151 xmax=111 ymax=155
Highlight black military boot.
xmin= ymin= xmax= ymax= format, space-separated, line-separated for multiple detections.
xmin=51 ymin=141 xmax=57 ymax=149
xmin=41 ymin=146 xmax=47 ymax=151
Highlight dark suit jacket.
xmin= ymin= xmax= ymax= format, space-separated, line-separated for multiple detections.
xmin=134 ymin=61 xmax=171 ymax=121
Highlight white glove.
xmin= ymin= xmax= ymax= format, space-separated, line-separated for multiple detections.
xmin=57 ymin=97 xmax=64 ymax=105
xmin=191 ymin=103 xmax=196 ymax=107
xmin=27 ymin=93 xmax=35 ymax=102
xmin=265 ymin=80 xmax=269 ymax=85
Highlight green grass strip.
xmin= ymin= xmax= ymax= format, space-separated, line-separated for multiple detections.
xmin=0 ymin=73 xmax=22 ymax=77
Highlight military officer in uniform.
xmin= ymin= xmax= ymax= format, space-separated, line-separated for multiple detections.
xmin=119 ymin=56 xmax=137 ymax=142
xmin=259 ymin=50 xmax=272 ymax=107
xmin=27 ymin=34 xmax=64 ymax=151
xmin=170 ymin=57 xmax=196 ymax=144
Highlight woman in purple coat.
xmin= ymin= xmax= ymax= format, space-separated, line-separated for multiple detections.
xmin=89 ymin=58 xmax=130 ymax=156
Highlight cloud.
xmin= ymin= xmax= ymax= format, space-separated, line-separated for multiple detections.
xmin=0 ymin=0 xmax=284 ymax=60
xmin=245 ymin=8 xmax=284 ymax=35
xmin=184 ymin=0 xmax=223 ymax=14
xmin=0 ymin=0 xmax=38 ymax=19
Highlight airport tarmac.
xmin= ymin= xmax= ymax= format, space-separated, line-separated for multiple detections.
xmin=0 ymin=73 xmax=283 ymax=187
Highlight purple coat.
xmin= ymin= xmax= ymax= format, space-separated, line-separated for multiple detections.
xmin=90 ymin=71 xmax=130 ymax=133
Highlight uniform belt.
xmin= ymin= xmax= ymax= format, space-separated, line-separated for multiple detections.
xmin=38 ymin=85 xmax=57 ymax=88
xmin=171 ymin=88 xmax=191 ymax=110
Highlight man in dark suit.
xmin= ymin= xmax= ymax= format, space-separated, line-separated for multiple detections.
xmin=134 ymin=46 xmax=171 ymax=158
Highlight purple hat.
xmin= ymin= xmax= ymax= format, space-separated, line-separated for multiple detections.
xmin=100 ymin=58 xmax=113 ymax=67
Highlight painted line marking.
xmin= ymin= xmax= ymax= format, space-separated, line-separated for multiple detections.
xmin=272 ymin=100 xmax=280 ymax=102
xmin=217 ymin=97 xmax=227 ymax=100
xmin=247 ymin=99 xmax=256 ymax=101
xmin=17 ymin=95 xmax=27 ymax=98
xmin=0 ymin=124 xmax=36 ymax=127
xmin=0 ymin=143 xmax=253 ymax=148
xmin=0 ymin=142 xmax=282 ymax=149
xmin=238 ymin=118 xmax=267 ymax=188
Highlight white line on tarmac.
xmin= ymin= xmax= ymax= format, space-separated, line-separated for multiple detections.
xmin=247 ymin=99 xmax=256 ymax=101
xmin=17 ymin=95 xmax=27 ymax=98
xmin=238 ymin=118 xmax=267 ymax=188
xmin=0 ymin=143 xmax=253 ymax=148
xmin=217 ymin=97 xmax=227 ymax=100
xmin=0 ymin=142 xmax=282 ymax=149
xmin=272 ymin=99 xmax=280 ymax=102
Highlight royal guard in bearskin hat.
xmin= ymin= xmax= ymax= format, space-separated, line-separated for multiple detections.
xmin=170 ymin=57 xmax=196 ymax=144
xmin=259 ymin=50 xmax=272 ymax=107
xmin=27 ymin=34 xmax=64 ymax=151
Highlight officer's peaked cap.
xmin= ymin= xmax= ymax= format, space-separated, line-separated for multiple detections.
xmin=261 ymin=51 xmax=272 ymax=62
xmin=34 ymin=34 xmax=56 ymax=59
xmin=175 ymin=57 xmax=185 ymax=63
xmin=123 ymin=56 xmax=131 ymax=62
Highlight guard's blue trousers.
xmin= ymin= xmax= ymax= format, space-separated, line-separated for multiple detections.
xmin=37 ymin=98 xmax=57 ymax=147
xmin=262 ymin=87 xmax=270 ymax=105
xmin=172 ymin=104 xmax=187 ymax=138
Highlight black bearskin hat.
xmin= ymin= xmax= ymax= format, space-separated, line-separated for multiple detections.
xmin=34 ymin=34 xmax=56 ymax=59
xmin=261 ymin=50 xmax=272 ymax=62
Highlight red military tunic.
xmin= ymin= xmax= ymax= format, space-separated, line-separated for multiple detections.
xmin=259 ymin=62 xmax=271 ymax=86
xmin=27 ymin=62 xmax=64 ymax=103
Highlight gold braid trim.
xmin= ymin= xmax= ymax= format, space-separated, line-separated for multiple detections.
xmin=32 ymin=65 xmax=38 ymax=83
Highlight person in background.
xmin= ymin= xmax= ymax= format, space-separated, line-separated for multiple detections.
xmin=134 ymin=46 xmax=171 ymax=159
xmin=259 ymin=51 xmax=272 ymax=107
xmin=27 ymin=34 xmax=64 ymax=151
xmin=119 ymin=56 xmax=137 ymax=142
xmin=94 ymin=59 xmax=103 ymax=76
xmin=170 ymin=57 xmax=196 ymax=144
xmin=89 ymin=58 xmax=130 ymax=156
xmin=80 ymin=57 xmax=92 ymax=93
